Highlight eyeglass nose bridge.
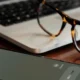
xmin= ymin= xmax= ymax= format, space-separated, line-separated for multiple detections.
xmin=62 ymin=16 xmax=76 ymax=26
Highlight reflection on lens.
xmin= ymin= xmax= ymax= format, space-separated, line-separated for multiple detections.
xmin=38 ymin=4 xmax=62 ymax=35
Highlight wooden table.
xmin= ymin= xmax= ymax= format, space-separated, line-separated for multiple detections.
xmin=0 ymin=37 xmax=80 ymax=64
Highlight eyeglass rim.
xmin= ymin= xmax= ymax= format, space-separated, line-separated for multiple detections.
xmin=37 ymin=0 xmax=80 ymax=52
xmin=71 ymin=28 xmax=80 ymax=52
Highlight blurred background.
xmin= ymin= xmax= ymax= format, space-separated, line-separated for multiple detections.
xmin=32 ymin=0 xmax=80 ymax=10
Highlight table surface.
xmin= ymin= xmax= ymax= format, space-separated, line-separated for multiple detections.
xmin=0 ymin=37 xmax=80 ymax=64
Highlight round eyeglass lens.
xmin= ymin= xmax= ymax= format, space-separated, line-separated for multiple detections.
xmin=38 ymin=4 xmax=62 ymax=35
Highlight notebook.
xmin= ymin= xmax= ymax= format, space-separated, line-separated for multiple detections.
xmin=0 ymin=0 xmax=80 ymax=53
xmin=0 ymin=49 xmax=80 ymax=80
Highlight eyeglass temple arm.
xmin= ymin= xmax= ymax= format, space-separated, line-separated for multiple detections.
xmin=38 ymin=0 xmax=66 ymax=17
xmin=46 ymin=3 xmax=80 ymax=26
xmin=45 ymin=3 xmax=65 ymax=17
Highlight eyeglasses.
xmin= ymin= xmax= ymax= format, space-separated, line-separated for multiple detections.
xmin=36 ymin=0 xmax=80 ymax=53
